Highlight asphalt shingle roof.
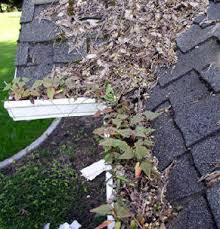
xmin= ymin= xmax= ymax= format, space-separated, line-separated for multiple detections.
xmin=16 ymin=0 xmax=86 ymax=81
xmin=146 ymin=1 xmax=220 ymax=228
xmin=17 ymin=0 xmax=220 ymax=228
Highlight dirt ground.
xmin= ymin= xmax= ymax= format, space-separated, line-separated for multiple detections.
xmin=4 ymin=116 xmax=106 ymax=228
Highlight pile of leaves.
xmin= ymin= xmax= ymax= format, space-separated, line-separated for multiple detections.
xmin=38 ymin=0 xmax=208 ymax=100
xmin=6 ymin=0 xmax=208 ymax=102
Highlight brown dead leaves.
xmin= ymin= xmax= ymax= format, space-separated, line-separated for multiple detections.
xmin=40 ymin=0 xmax=208 ymax=101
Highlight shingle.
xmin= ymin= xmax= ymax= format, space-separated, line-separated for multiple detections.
xmin=158 ymin=39 xmax=220 ymax=87
xmin=176 ymin=24 xmax=219 ymax=53
xmin=32 ymin=0 xmax=59 ymax=4
xmin=207 ymin=2 xmax=220 ymax=21
xmin=53 ymin=41 xmax=87 ymax=63
xmin=16 ymin=43 xmax=29 ymax=66
xmin=167 ymin=196 xmax=215 ymax=229
xmin=191 ymin=134 xmax=220 ymax=176
xmin=16 ymin=64 xmax=53 ymax=82
xmin=20 ymin=0 xmax=35 ymax=23
xmin=200 ymin=66 xmax=220 ymax=93
xmin=174 ymin=94 xmax=220 ymax=146
xmin=19 ymin=20 xmax=58 ymax=42
xmin=152 ymin=107 xmax=186 ymax=171
xmin=167 ymin=70 xmax=209 ymax=111
xmin=28 ymin=43 xmax=53 ymax=65
xmin=207 ymin=183 xmax=220 ymax=228
xmin=166 ymin=154 xmax=203 ymax=202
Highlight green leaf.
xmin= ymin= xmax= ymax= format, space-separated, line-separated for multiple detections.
xmin=104 ymin=153 xmax=113 ymax=163
xmin=90 ymin=204 xmax=112 ymax=216
xmin=141 ymin=160 xmax=153 ymax=177
xmin=134 ymin=126 xmax=146 ymax=137
xmin=112 ymin=118 xmax=122 ymax=128
xmin=114 ymin=202 xmax=133 ymax=219
xmin=32 ymin=80 xmax=43 ymax=89
xmin=114 ymin=221 xmax=121 ymax=229
xmin=130 ymin=220 xmax=137 ymax=229
xmin=22 ymin=77 xmax=30 ymax=83
xmin=47 ymin=87 xmax=55 ymax=99
xmin=22 ymin=89 xmax=31 ymax=98
xmin=134 ymin=145 xmax=149 ymax=160
xmin=31 ymin=89 xmax=40 ymax=97
xmin=135 ymin=139 xmax=154 ymax=147
xmin=103 ymin=83 xmax=117 ymax=103
xmin=52 ymin=78 xmax=60 ymax=88
xmin=119 ymin=150 xmax=135 ymax=160
xmin=130 ymin=114 xmax=144 ymax=126
xmin=12 ymin=78 xmax=21 ymax=84
xmin=3 ymin=82 xmax=12 ymax=91
xmin=43 ymin=78 xmax=53 ymax=88
xmin=142 ymin=110 xmax=161 ymax=121
xmin=143 ymin=139 xmax=154 ymax=147
xmin=116 ymin=114 xmax=128 ymax=120
xmin=116 ymin=128 xmax=133 ymax=138
xmin=100 ymin=138 xmax=132 ymax=154
xmin=135 ymin=126 xmax=155 ymax=138
xmin=144 ymin=128 xmax=155 ymax=136
xmin=93 ymin=127 xmax=107 ymax=137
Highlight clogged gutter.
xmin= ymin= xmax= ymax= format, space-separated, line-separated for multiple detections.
xmin=39 ymin=0 xmax=209 ymax=228
xmin=6 ymin=0 xmax=209 ymax=228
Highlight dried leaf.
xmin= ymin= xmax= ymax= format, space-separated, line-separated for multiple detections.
xmin=95 ymin=220 xmax=113 ymax=229
xmin=135 ymin=162 xmax=142 ymax=178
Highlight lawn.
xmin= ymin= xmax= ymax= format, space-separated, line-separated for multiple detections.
xmin=0 ymin=12 xmax=52 ymax=161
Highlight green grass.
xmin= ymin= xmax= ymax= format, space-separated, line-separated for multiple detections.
xmin=0 ymin=148 xmax=105 ymax=229
xmin=0 ymin=12 xmax=52 ymax=161
xmin=0 ymin=160 xmax=85 ymax=229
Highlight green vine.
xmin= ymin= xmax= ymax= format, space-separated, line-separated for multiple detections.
xmin=90 ymin=98 xmax=174 ymax=228
xmin=3 ymin=76 xmax=173 ymax=227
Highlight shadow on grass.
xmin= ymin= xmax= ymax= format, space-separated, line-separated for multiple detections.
xmin=0 ymin=41 xmax=52 ymax=161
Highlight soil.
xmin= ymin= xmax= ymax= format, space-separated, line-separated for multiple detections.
xmin=3 ymin=116 xmax=106 ymax=228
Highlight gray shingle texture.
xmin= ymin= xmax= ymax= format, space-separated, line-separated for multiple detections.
xmin=146 ymin=1 xmax=220 ymax=226
xmin=17 ymin=0 xmax=87 ymax=82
